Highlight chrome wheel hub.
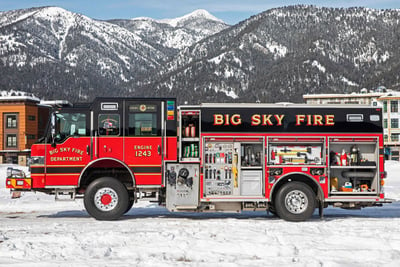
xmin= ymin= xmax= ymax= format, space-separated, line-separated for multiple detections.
xmin=94 ymin=187 xmax=118 ymax=211
xmin=284 ymin=190 xmax=308 ymax=214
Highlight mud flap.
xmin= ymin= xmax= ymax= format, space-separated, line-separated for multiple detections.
xmin=11 ymin=191 xmax=22 ymax=199
xmin=319 ymin=201 xmax=324 ymax=219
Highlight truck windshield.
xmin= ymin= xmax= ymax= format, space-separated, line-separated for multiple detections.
xmin=54 ymin=113 xmax=87 ymax=143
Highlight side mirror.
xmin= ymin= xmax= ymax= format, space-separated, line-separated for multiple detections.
xmin=51 ymin=137 xmax=56 ymax=148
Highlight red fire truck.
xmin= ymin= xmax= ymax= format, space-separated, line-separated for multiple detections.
xmin=6 ymin=97 xmax=390 ymax=221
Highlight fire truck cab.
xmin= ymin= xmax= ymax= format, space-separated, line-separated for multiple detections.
xmin=6 ymin=98 xmax=390 ymax=221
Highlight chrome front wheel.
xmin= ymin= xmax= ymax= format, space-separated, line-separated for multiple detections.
xmin=84 ymin=177 xmax=129 ymax=220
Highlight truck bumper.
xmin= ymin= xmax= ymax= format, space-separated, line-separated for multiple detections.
xmin=6 ymin=177 xmax=32 ymax=190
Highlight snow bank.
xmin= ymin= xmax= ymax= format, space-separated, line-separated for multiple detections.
xmin=0 ymin=163 xmax=400 ymax=266
xmin=384 ymin=160 xmax=400 ymax=200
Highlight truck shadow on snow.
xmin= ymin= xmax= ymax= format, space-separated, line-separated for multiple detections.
xmin=321 ymin=203 xmax=400 ymax=221
xmin=40 ymin=202 xmax=400 ymax=221
xmin=41 ymin=208 xmax=276 ymax=220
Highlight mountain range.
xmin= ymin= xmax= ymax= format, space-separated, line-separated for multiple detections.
xmin=1 ymin=5 xmax=400 ymax=104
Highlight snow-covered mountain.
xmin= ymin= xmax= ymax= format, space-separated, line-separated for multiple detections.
xmin=0 ymin=7 xmax=227 ymax=101
xmin=143 ymin=6 xmax=400 ymax=103
xmin=159 ymin=9 xmax=226 ymax=31
xmin=108 ymin=9 xmax=228 ymax=52
xmin=1 ymin=5 xmax=400 ymax=103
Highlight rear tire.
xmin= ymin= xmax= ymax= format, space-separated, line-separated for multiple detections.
xmin=275 ymin=182 xmax=316 ymax=222
xmin=84 ymin=177 xmax=129 ymax=220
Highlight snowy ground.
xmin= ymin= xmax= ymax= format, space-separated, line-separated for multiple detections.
xmin=0 ymin=163 xmax=400 ymax=266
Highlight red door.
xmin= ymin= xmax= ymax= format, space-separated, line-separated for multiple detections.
xmin=124 ymin=101 xmax=163 ymax=186
xmin=45 ymin=110 xmax=91 ymax=186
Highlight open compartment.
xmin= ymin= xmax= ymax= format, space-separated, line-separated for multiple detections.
xmin=180 ymin=110 xmax=200 ymax=161
xmin=203 ymin=138 xmax=264 ymax=197
xmin=328 ymin=137 xmax=379 ymax=195
xmin=267 ymin=137 xmax=325 ymax=165
xmin=240 ymin=143 xmax=263 ymax=167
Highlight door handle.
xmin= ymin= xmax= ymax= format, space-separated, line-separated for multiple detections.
xmin=86 ymin=145 xmax=90 ymax=155
xmin=158 ymin=145 xmax=161 ymax=155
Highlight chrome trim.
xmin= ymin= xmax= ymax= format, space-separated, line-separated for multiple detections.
xmin=200 ymin=198 xmax=268 ymax=202
xmin=178 ymin=103 xmax=375 ymax=109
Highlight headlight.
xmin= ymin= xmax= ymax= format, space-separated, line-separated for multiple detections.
xmin=6 ymin=168 xmax=25 ymax=178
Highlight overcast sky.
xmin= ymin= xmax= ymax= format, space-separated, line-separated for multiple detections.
xmin=1 ymin=0 xmax=400 ymax=24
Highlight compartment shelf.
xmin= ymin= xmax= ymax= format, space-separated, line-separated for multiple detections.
xmin=330 ymin=191 xmax=377 ymax=195
xmin=329 ymin=142 xmax=376 ymax=145
xmin=180 ymin=158 xmax=200 ymax=162
xmin=182 ymin=138 xmax=200 ymax=142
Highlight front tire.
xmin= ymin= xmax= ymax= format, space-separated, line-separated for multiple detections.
xmin=84 ymin=177 xmax=129 ymax=220
xmin=275 ymin=182 xmax=316 ymax=222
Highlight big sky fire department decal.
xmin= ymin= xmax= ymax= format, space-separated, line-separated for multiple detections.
xmin=49 ymin=147 xmax=84 ymax=162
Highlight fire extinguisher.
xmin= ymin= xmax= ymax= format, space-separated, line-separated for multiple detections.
xmin=190 ymin=124 xmax=196 ymax=137
xmin=184 ymin=126 xmax=190 ymax=137
xmin=340 ymin=149 xmax=348 ymax=166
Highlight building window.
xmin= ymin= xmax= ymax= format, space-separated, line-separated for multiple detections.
xmin=28 ymin=115 xmax=36 ymax=121
xmin=6 ymin=134 xmax=17 ymax=148
xmin=6 ymin=114 xmax=17 ymax=128
xmin=384 ymin=119 xmax=388 ymax=128
xmin=391 ymin=118 xmax=399 ymax=129
xmin=384 ymin=134 xmax=388 ymax=142
xmin=383 ymin=101 xmax=387 ymax=113
xmin=391 ymin=101 xmax=398 ymax=112
xmin=391 ymin=133 xmax=399 ymax=142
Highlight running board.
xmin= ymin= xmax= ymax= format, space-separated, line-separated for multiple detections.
xmin=55 ymin=189 xmax=76 ymax=201
xmin=174 ymin=205 xmax=198 ymax=210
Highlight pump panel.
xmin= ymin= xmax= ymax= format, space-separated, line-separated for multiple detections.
xmin=166 ymin=163 xmax=200 ymax=211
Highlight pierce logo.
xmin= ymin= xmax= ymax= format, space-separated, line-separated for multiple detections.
xmin=140 ymin=105 xmax=147 ymax=112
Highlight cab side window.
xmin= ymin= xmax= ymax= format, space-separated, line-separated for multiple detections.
xmin=54 ymin=113 xmax=87 ymax=142
xmin=98 ymin=114 xmax=120 ymax=136
xmin=128 ymin=104 xmax=159 ymax=136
